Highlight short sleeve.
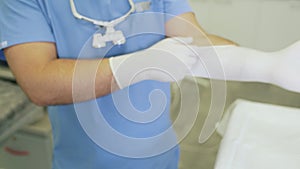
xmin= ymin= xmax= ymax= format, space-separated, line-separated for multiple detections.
xmin=163 ymin=0 xmax=192 ymax=19
xmin=0 ymin=0 xmax=55 ymax=50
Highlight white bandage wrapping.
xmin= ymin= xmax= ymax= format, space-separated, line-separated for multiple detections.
xmin=110 ymin=36 xmax=300 ymax=93
xmin=191 ymin=40 xmax=300 ymax=93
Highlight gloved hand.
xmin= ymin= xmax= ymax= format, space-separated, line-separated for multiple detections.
xmin=109 ymin=37 xmax=198 ymax=89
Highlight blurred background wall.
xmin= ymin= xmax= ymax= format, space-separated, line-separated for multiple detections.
xmin=189 ymin=0 xmax=300 ymax=51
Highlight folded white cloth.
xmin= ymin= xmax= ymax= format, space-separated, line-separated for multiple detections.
xmin=215 ymin=99 xmax=300 ymax=169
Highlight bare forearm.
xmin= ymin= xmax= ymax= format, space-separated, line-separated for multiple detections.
xmin=5 ymin=42 xmax=118 ymax=106
xmin=165 ymin=13 xmax=206 ymax=38
xmin=34 ymin=58 xmax=117 ymax=106
xmin=165 ymin=12 xmax=237 ymax=46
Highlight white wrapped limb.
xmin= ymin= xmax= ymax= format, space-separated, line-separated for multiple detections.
xmin=109 ymin=37 xmax=198 ymax=89
xmin=191 ymin=40 xmax=300 ymax=93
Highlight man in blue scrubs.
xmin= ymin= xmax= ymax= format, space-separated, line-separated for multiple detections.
xmin=0 ymin=0 xmax=234 ymax=168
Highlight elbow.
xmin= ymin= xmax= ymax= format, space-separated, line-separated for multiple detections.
xmin=18 ymin=79 xmax=64 ymax=106
xmin=30 ymin=98 xmax=49 ymax=107
xmin=25 ymin=86 xmax=70 ymax=106
xmin=24 ymin=87 xmax=57 ymax=106
xmin=27 ymin=92 xmax=51 ymax=106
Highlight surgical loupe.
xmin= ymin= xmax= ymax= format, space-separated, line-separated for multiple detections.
xmin=70 ymin=0 xmax=135 ymax=48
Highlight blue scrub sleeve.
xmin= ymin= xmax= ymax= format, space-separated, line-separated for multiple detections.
xmin=163 ymin=0 xmax=192 ymax=20
xmin=0 ymin=0 xmax=55 ymax=50
xmin=0 ymin=50 xmax=5 ymax=60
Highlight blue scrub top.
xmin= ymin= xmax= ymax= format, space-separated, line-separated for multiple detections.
xmin=0 ymin=50 xmax=4 ymax=61
xmin=0 ymin=1 xmax=192 ymax=169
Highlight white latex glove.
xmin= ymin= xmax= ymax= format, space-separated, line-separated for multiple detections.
xmin=109 ymin=37 xmax=198 ymax=89
xmin=191 ymin=40 xmax=300 ymax=93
